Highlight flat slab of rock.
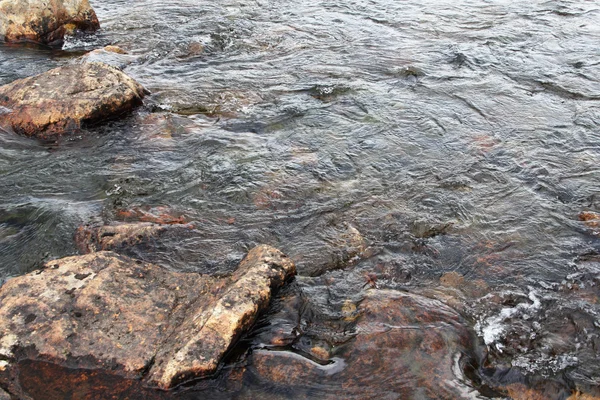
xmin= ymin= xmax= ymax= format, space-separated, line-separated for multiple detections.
xmin=0 ymin=245 xmax=295 ymax=395
xmin=0 ymin=0 xmax=99 ymax=45
xmin=0 ymin=62 xmax=145 ymax=138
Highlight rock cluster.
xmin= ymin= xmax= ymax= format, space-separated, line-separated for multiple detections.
xmin=0 ymin=246 xmax=296 ymax=395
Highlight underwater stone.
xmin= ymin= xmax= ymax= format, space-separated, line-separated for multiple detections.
xmin=248 ymin=289 xmax=480 ymax=399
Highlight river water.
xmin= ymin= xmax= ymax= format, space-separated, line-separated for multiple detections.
xmin=1 ymin=0 xmax=600 ymax=398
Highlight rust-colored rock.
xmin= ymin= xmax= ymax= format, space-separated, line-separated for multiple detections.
xmin=579 ymin=211 xmax=600 ymax=235
xmin=0 ymin=245 xmax=295 ymax=396
xmin=0 ymin=0 xmax=99 ymax=45
xmin=75 ymin=222 xmax=172 ymax=254
xmin=246 ymin=289 xmax=481 ymax=399
xmin=0 ymin=62 xmax=145 ymax=138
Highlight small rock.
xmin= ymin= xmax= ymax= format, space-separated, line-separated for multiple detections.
xmin=0 ymin=387 xmax=9 ymax=400
xmin=579 ymin=211 xmax=600 ymax=235
xmin=79 ymin=46 xmax=135 ymax=69
xmin=440 ymin=271 xmax=465 ymax=288
xmin=114 ymin=206 xmax=187 ymax=225
xmin=104 ymin=45 xmax=127 ymax=54
xmin=0 ymin=62 xmax=145 ymax=138
xmin=290 ymin=222 xmax=368 ymax=276
xmin=0 ymin=0 xmax=99 ymax=46
xmin=0 ymin=245 xmax=296 ymax=392
xmin=75 ymin=222 xmax=171 ymax=253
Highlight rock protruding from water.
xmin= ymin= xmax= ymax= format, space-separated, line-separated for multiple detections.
xmin=0 ymin=0 xmax=99 ymax=45
xmin=0 ymin=62 xmax=145 ymax=138
xmin=0 ymin=246 xmax=295 ymax=395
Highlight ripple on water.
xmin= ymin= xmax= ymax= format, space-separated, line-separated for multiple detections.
xmin=1 ymin=0 xmax=600 ymax=397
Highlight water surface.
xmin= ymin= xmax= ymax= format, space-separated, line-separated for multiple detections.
xmin=1 ymin=0 xmax=600 ymax=397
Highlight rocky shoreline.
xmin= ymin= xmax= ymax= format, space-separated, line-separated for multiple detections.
xmin=1 ymin=1 xmax=599 ymax=399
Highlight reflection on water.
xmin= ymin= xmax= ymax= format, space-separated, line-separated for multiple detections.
xmin=1 ymin=0 xmax=600 ymax=397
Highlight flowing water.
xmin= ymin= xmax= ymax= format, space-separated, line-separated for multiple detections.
xmin=1 ymin=0 xmax=600 ymax=398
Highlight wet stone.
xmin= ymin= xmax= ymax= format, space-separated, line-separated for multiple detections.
xmin=0 ymin=245 xmax=296 ymax=395
xmin=0 ymin=62 xmax=146 ymax=138
xmin=78 ymin=46 xmax=137 ymax=69
xmin=579 ymin=211 xmax=600 ymax=235
xmin=75 ymin=222 xmax=175 ymax=254
xmin=246 ymin=289 xmax=481 ymax=399
xmin=0 ymin=0 xmax=99 ymax=45
xmin=287 ymin=222 xmax=369 ymax=276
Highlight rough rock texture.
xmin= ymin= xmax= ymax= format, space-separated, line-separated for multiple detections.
xmin=75 ymin=222 xmax=175 ymax=254
xmin=246 ymin=289 xmax=482 ymax=399
xmin=0 ymin=245 xmax=295 ymax=395
xmin=0 ymin=0 xmax=99 ymax=45
xmin=0 ymin=62 xmax=145 ymax=138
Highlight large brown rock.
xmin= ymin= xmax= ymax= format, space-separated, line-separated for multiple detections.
xmin=245 ymin=289 xmax=482 ymax=399
xmin=0 ymin=62 xmax=145 ymax=138
xmin=0 ymin=245 xmax=295 ymax=396
xmin=0 ymin=0 xmax=99 ymax=45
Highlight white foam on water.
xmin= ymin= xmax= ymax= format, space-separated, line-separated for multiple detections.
xmin=475 ymin=287 xmax=541 ymax=350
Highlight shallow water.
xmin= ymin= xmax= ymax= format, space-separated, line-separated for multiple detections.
xmin=1 ymin=0 xmax=600 ymax=398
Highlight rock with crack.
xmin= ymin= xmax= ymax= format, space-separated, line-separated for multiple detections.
xmin=0 ymin=245 xmax=295 ymax=396
xmin=0 ymin=62 xmax=146 ymax=139
xmin=0 ymin=0 xmax=99 ymax=45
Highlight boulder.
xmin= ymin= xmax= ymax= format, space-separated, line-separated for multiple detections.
xmin=0 ymin=0 xmax=99 ymax=45
xmin=0 ymin=245 xmax=296 ymax=395
xmin=0 ymin=62 xmax=145 ymax=138
xmin=246 ymin=289 xmax=482 ymax=399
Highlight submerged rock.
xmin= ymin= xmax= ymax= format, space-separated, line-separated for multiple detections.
xmin=579 ymin=211 xmax=600 ymax=235
xmin=0 ymin=62 xmax=145 ymax=138
xmin=0 ymin=0 xmax=99 ymax=45
xmin=246 ymin=289 xmax=481 ymax=399
xmin=0 ymin=245 xmax=295 ymax=395
xmin=79 ymin=45 xmax=137 ymax=69
xmin=75 ymin=222 xmax=176 ymax=254
xmin=288 ymin=222 xmax=369 ymax=276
